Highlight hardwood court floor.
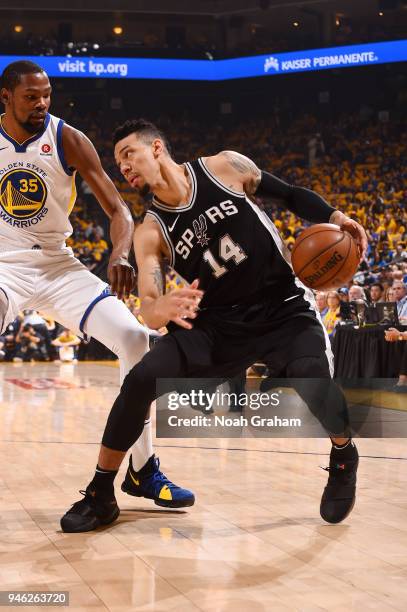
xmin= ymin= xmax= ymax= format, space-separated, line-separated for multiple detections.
xmin=1 ymin=361 xmax=407 ymax=611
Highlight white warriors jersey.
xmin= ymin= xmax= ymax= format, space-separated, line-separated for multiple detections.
xmin=0 ymin=113 xmax=76 ymax=249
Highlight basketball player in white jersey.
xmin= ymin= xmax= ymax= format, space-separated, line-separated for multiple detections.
xmin=0 ymin=60 xmax=194 ymax=509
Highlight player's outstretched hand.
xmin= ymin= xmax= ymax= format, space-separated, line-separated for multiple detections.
xmin=108 ymin=256 xmax=136 ymax=300
xmin=330 ymin=211 xmax=368 ymax=262
xmin=156 ymin=279 xmax=203 ymax=330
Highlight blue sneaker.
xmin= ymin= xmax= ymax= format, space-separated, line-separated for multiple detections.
xmin=121 ymin=455 xmax=195 ymax=508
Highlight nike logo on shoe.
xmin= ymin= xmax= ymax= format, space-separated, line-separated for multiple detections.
xmin=129 ymin=472 xmax=140 ymax=486
xmin=0 ymin=147 xmax=8 ymax=151
xmin=168 ymin=215 xmax=180 ymax=232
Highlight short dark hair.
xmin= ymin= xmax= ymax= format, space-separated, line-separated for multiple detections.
xmin=371 ymin=283 xmax=384 ymax=292
xmin=113 ymin=118 xmax=171 ymax=154
xmin=0 ymin=60 xmax=46 ymax=91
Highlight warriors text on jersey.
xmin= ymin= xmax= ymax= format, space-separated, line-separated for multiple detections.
xmin=147 ymin=157 xmax=306 ymax=310
xmin=0 ymin=113 xmax=76 ymax=249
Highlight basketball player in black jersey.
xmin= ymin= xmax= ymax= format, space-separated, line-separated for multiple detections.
xmin=61 ymin=119 xmax=368 ymax=533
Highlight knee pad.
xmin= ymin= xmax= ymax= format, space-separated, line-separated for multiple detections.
xmin=125 ymin=325 xmax=149 ymax=352
xmin=286 ymin=355 xmax=331 ymax=379
xmin=113 ymin=325 xmax=149 ymax=361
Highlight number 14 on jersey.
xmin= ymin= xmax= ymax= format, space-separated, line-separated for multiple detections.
xmin=203 ymin=234 xmax=247 ymax=278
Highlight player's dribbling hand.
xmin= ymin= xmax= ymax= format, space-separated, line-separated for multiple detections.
xmin=156 ymin=279 xmax=203 ymax=330
xmin=330 ymin=211 xmax=368 ymax=263
xmin=385 ymin=328 xmax=400 ymax=342
xmin=108 ymin=256 xmax=136 ymax=300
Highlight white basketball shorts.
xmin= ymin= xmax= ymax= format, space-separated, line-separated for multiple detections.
xmin=0 ymin=246 xmax=109 ymax=336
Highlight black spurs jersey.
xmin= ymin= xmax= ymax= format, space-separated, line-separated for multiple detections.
xmin=146 ymin=157 xmax=307 ymax=311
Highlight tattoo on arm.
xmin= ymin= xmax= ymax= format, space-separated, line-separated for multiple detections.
xmin=221 ymin=151 xmax=261 ymax=196
xmin=151 ymin=266 xmax=165 ymax=296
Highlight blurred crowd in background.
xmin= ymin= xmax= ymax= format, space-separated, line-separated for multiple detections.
xmin=0 ymin=105 xmax=406 ymax=363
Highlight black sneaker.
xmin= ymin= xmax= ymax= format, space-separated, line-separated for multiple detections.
xmin=320 ymin=442 xmax=359 ymax=524
xmin=60 ymin=487 xmax=120 ymax=533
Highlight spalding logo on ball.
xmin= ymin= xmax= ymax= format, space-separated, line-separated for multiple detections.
xmin=291 ymin=223 xmax=359 ymax=290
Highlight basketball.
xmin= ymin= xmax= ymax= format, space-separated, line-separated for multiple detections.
xmin=291 ymin=223 xmax=359 ymax=290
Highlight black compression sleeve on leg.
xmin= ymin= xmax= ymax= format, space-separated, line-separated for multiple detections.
xmin=102 ymin=360 xmax=156 ymax=451
xmin=102 ymin=335 xmax=187 ymax=451
xmin=286 ymin=356 xmax=351 ymax=438
xmin=256 ymin=171 xmax=336 ymax=224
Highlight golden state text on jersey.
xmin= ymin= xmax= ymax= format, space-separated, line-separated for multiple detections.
xmin=0 ymin=113 xmax=77 ymax=248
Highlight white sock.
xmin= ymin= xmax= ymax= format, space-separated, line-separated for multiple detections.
xmin=131 ymin=419 xmax=154 ymax=471
xmin=332 ymin=439 xmax=353 ymax=450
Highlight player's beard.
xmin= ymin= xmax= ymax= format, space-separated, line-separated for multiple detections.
xmin=137 ymin=182 xmax=151 ymax=198
xmin=20 ymin=117 xmax=45 ymax=134
xmin=14 ymin=107 xmax=46 ymax=134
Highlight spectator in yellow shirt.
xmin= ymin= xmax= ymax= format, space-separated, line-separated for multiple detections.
xmin=52 ymin=329 xmax=81 ymax=362
xmin=322 ymin=291 xmax=341 ymax=338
